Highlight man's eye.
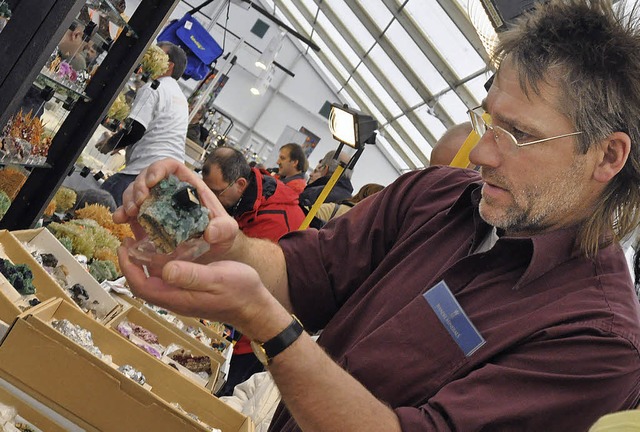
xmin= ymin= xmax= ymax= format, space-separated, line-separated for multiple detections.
xmin=511 ymin=128 xmax=532 ymax=143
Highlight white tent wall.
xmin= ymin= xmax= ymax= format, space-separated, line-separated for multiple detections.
xmin=124 ymin=0 xmax=403 ymax=191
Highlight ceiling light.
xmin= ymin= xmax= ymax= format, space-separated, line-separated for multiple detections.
xmin=255 ymin=29 xmax=286 ymax=70
xmin=250 ymin=64 xmax=275 ymax=96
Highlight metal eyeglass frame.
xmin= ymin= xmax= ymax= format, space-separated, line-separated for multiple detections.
xmin=215 ymin=178 xmax=238 ymax=196
xmin=468 ymin=106 xmax=582 ymax=148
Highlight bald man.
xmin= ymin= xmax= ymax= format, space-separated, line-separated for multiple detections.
xmin=430 ymin=121 xmax=473 ymax=167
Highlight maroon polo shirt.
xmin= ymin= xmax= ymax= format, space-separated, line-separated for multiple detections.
xmin=272 ymin=166 xmax=640 ymax=431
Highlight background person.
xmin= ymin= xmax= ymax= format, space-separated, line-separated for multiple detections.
xmin=276 ymin=143 xmax=307 ymax=195
xmin=430 ymin=121 xmax=474 ymax=167
xmin=314 ymin=183 xmax=384 ymax=226
xmin=299 ymin=150 xmax=353 ymax=208
xmin=100 ymin=42 xmax=188 ymax=207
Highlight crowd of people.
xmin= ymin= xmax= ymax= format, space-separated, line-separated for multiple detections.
xmin=100 ymin=0 xmax=640 ymax=430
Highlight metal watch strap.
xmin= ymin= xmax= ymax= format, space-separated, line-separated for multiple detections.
xmin=261 ymin=315 xmax=304 ymax=360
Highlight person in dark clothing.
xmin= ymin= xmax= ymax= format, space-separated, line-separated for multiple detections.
xmin=298 ymin=150 xmax=353 ymax=208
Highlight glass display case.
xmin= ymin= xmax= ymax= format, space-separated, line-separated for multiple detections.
xmin=0 ymin=0 xmax=182 ymax=229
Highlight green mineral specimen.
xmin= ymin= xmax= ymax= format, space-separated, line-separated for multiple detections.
xmin=89 ymin=259 xmax=118 ymax=283
xmin=59 ymin=236 xmax=73 ymax=253
xmin=0 ymin=190 xmax=11 ymax=218
xmin=137 ymin=175 xmax=209 ymax=254
xmin=0 ymin=258 xmax=36 ymax=295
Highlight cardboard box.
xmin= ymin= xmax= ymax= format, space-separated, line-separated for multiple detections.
xmin=0 ymin=317 xmax=9 ymax=340
xmin=108 ymin=306 xmax=221 ymax=392
xmin=0 ymin=298 xmax=253 ymax=432
xmin=13 ymin=228 xmax=122 ymax=323
xmin=0 ymin=230 xmax=80 ymax=323
xmin=0 ymin=377 xmax=81 ymax=432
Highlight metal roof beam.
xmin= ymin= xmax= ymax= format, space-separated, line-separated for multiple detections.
xmin=434 ymin=0 xmax=491 ymax=64
xmin=341 ymin=0 xmax=455 ymax=130
xmin=379 ymin=0 xmax=482 ymax=110
xmin=279 ymin=1 xmax=428 ymax=167
xmin=312 ymin=1 xmax=440 ymax=152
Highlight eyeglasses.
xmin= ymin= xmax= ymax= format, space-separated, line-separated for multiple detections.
xmin=468 ymin=107 xmax=582 ymax=148
xmin=213 ymin=178 xmax=238 ymax=197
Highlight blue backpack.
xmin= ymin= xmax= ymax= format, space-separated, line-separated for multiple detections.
xmin=157 ymin=13 xmax=223 ymax=81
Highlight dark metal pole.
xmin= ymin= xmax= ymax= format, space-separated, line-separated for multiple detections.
xmin=0 ymin=0 xmax=182 ymax=229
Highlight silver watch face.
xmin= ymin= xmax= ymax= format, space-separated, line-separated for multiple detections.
xmin=250 ymin=340 xmax=269 ymax=365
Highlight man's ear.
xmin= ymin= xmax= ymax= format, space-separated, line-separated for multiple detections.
xmin=236 ymin=177 xmax=249 ymax=192
xmin=593 ymin=132 xmax=631 ymax=183
xmin=166 ymin=61 xmax=175 ymax=77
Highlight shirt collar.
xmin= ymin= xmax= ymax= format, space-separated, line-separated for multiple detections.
xmin=507 ymin=226 xmax=581 ymax=290
xmin=448 ymin=179 xmax=585 ymax=290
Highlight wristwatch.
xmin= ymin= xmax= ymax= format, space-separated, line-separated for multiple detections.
xmin=250 ymin=315 xmax=304 ymax=366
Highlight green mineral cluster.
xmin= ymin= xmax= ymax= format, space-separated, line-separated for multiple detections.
xmin=0 ymin=258 xmax=36 ymax=295
xmin=0 ymin=190 xmax=11 ymax=219
xmin=138 ymin=175 xmax=209 ymax=254
xmin=89 ymin=260 xmax=119 ymax=283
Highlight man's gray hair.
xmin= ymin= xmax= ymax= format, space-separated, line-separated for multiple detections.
xmin=318 ymin=151 xmax=353 ymax=179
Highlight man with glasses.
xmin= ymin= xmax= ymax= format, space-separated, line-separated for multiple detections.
xmin=201 ymin=146 xmax=305 ymax=396
xmin=117 ymin=1 xmax=640 ymax=430
xmin=201 ymin=146 xmax=304 ymax=239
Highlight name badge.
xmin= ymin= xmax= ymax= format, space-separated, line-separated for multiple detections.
xmin=423 ymin=281 xmax=485 ymax=357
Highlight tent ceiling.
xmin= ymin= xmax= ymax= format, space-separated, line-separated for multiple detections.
xmin=255 ymin=0 xmax=494 ymax=171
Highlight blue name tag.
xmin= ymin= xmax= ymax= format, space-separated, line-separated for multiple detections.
xmin=424 ymin=281 xmax=485 ymax=357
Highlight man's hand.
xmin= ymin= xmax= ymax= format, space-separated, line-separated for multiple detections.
xmin=113 ymin=158 xmax=240 ymax=259
xmin=114 ymin=158 xmax=293 ymax=326
xmin=118 ymin=242 xmax=291 ymax=340
xmin=95 ymin=132 xmax=115 ymax=154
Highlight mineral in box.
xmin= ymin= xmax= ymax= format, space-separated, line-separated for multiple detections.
xmin=107 ymin=306 xmax=221 ymax=392
xmin=0 ymin=298 xmax=254 ymax=432
xmin=0 ymin=229 xmax=79 ymax=324
xmin=13 ymin=228 xmax=122 ymax=323
xmin=114 ymin=293 xmax=229 ymax=365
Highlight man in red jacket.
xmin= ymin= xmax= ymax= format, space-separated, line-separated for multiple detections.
xmin=201 ymin=146 xmax=305 ymax=396
xmin=202 ymin=146 xmax=304 ymax=241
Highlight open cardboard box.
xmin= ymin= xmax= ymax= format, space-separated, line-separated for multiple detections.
xmin=13 ymin=228 xmax=122 ymax=323
xmin=0 ymin=298 xmax=254 ymax=432
xmin=0 ymin=230 xmax=80 ymax=323
xmin=108 ymin=306 xmax=221 ymax=392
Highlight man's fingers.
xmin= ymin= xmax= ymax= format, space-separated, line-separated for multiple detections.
xmin=112 ymin=206 xmax=128 ymax=224
xmin=144 ymin=159 xmax=199 ymax=187
xmin=204 ymin=216 xmax=238 ymax=246
xmin=118 ymin=243 xmax=183 ymax=301
xmin=162 ymin=261 xmax=213 ymax=291
xmin=162 ymin=260 xmax=250 ymax=292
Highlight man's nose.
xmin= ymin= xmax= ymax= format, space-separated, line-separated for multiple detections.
xmin=468 ymin=131 xmax=501 ymax=169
